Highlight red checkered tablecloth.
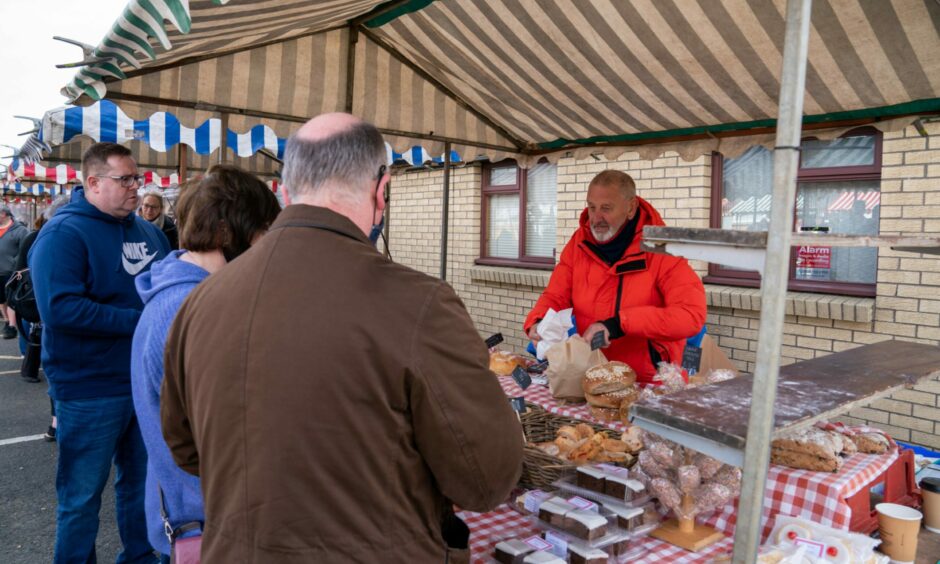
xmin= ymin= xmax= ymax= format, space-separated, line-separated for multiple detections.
xmin=459 ymin=503 xmax=539 ymax=563
xmin=481 ymin=377 xmax=900 ymax=562
xmin=499 ymin=376 xmax=628 ymax=433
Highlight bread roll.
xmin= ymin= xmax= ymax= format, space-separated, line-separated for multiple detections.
xmin=855 ymin=432 xmax=889 ymax=454
xmin=556 ymin=425 xmax=581 ymax=442
xmin=583 ymin=361 xmax=637 ymax=395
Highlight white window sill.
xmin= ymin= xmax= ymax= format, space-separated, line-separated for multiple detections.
xmin=705 ymin=284 xmax=874 ymax=322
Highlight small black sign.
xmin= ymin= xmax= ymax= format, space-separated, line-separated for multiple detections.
xmin=590 ymin=331 xmax=607 ymax=351
xmin=485 ymin=332 xmax=504 ymax=348
xmin=681 ymin=344 xmax=703 ymax=375
xmin=510 ymin=396 xmax=527 ymax=413
xmin=528 ymin=359 xmax=550 ymax=374
xmin=511 ymin=366 xmax=533 ymax=390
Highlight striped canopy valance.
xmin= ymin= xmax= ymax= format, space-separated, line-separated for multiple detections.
xmin=59 ymin=0 xmax=940 ymax=164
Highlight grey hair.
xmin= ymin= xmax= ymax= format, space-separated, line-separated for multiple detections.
xmin=44 ymin=196 xmax=69 ymax=220
xmin=0 ymin=206 xmax=12 ymax=220
xmin=140 ymin=187 xmax=165 ymax=207
xmin=282 ymin=121 xmax=387 ymax=201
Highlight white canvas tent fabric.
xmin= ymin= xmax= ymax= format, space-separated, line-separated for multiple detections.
xmin=61 ymin=0 xmax=940 ymax=164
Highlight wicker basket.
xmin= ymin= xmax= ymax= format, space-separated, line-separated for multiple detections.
xmin=518 ymin=403 xmax=634 ymax=489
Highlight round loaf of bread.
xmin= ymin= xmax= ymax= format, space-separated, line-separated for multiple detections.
xmin=489 ymin=351 xmax=524 ymax=376
xmin=585 ymin=386 xmax=640 ymax=409
xmin=589 ymin=406 xmax=621 ymax=423
xmin=583 ymin=361 xmax=637 ymax=395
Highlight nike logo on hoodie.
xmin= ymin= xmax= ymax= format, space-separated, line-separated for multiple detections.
xmin=122 ymin=242 xmax=158 ymax=276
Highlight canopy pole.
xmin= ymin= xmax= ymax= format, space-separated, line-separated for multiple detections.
xmin=345 ymin=26 xmax=359 ymax=113
xmin=732 ymin=0 xmax=812 ymax=562
xmin=440 ymin=142 xmax=452 ymax=280
xmin=219 ymin=112 xmax=229 ymax=164
xmin=177 ymin=144 xmax=188 ymax=182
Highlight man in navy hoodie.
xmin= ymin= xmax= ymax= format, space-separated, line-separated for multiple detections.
xmin=30 ymin=142 xmax=169 ymax=563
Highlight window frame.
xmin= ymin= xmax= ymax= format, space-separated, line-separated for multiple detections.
xmin=705 ymin=127 xmax=883 ymax=297
xmin=477 ymin=159 xmax=556 ymax=270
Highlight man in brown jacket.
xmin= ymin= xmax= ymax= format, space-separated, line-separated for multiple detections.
xmin=161 ymin=113 xmax=524 ymax=563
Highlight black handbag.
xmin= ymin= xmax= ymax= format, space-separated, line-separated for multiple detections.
xmin=5 ymin=269 xmax=40 ymax=323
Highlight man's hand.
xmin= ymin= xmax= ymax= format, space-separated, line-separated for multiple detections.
xmin=582 ymin=322 xmax=610 ymax=349
xmin=526 ymin=325 xmax=541 ymax=343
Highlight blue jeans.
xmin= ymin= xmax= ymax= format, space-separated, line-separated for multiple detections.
xmin=54 ymin=395 xmax=157 ymax=564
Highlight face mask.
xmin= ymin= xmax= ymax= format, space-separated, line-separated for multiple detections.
xmin=368 ymin=215 xmax=385 ymax=246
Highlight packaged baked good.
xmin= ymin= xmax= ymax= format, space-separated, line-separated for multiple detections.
xmin=854 ymin=432 xmax=889 ymax=454
xmin=575 ymin=466 xmax=606 ymax=493
xmin=538 ymin=498 xmax=577 ymax=527
xmin=562 ymin=509 xmax=608 ymax=540
xmin=583 ymin=361 xmax=636 ymax=395
xmin=522 ymin=551 xmax=566 ymax=564
xmin=567 ymin=544 xmax=608 ymax=564
xmin=771 ymin=427 xmax=844 ymax=472
xmin=494 ymin=539 xmax=536 ymax=564
xmin=588 ymin=406 xmax=621 ymax=423
xmin=604 ymin=474 xmax=645 ymax=502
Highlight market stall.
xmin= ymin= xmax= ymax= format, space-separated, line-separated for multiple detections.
xmin=41 ymin=0 xmax=940 ymax=561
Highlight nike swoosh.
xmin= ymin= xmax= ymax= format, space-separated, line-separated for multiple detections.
xmin=122 ymin=252 xmax=158 ymax=276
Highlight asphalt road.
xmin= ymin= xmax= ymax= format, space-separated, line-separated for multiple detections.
xmin=0 ymin=331 xmax=124 ymax=564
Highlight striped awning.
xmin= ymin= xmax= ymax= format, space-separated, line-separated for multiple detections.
xmin=827 ymin=190 xmax=881 ymax=212
xmin=2 ymin=182 xmax=72 ymax=197
xmin=60 ymin=0 xmax=940 ymax=163
xmin=19 ymin=99 xmax=463 ymax=167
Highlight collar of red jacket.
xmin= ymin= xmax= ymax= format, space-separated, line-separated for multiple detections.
xmin=577 ymin=196 xmax=665 ymax=257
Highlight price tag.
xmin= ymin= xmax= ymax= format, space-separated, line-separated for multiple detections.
xmin=530 ymin=376 xmax=548 ymax=386
xmin=485 ymin=332 xmax=504 ymax=348
xmin=590 ymin=331 xmax=607 ymax=351
xmin=509 ymin=396 xmax=527 ymax=413
xmin=523 ymin=490 xmax=551 ymax=514
xmin=527 ymin=359 xmax=550 ymax=373
xmin=793 ymin=537 xmax=825 ymax=557
xmin=567 ymin=496 xmax=599 ymax=512
xmin=522 ymin=535 xmax=553 ymax=552
xmin=681 ymin=344 xmax=703 ymax=375
xmin=543 ymin=530 xmax=569 ymax=558
xmin=511 ymin=366 xmax=532 ymax=390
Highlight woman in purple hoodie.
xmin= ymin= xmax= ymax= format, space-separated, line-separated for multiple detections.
xmin=130 ymin=166 xmax=280 ymax=561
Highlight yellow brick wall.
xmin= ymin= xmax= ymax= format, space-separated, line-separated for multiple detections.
xmin=387 ymin=121 xmax=940 ymax=448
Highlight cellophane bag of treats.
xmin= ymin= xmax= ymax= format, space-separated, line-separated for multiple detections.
xmin=544 ymin=335 xmax=606 ymax=401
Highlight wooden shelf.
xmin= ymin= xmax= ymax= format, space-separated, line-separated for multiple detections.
xmin=641 ymin=227 xmax=940 ymax=273
xmin=629 ymin=341 xmax=940 ymax=467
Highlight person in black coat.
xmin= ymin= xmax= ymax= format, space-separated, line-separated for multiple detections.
xmin=139 ymin=191 xmax=179 ymax=250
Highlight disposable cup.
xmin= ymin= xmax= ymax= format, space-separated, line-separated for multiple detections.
xmin=876 ymin=502 xmax=922 ymax=564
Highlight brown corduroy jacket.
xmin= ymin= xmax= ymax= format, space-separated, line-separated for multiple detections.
xmin=161 ymin=205 xmax=524 ymax=563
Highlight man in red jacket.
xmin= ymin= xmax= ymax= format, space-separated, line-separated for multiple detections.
xmin=524 ymin=170 xmax=706 ymax=385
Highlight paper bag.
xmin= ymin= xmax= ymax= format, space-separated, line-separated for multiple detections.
xmin=699 ymin=334 xmax=739 ymax=377
xmin=544 ymin=336 xmax=607 ymax=401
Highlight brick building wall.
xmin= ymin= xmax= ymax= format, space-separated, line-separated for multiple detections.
xmin=387 ymin=121 xmax=940 ymax=448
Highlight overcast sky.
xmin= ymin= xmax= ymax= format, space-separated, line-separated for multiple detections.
xmin=0 ymin=0 xmax=128 ymax=170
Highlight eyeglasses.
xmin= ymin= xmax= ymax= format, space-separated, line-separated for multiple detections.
xmin=97 ymin=174 xmax=145 ymax=188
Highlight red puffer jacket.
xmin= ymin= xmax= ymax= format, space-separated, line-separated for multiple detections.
xmin=524 ymin=198 xmax=706 ymax=385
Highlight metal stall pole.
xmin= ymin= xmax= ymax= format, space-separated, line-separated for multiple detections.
xmin=219 ymin=113 xmax=229 ymax=164
xmin=731 ymin=0 xmax=812 ymax=561
xmin=440 ymin=142 xmax=452 ymax=280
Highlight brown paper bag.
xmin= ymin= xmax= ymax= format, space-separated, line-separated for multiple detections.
xmin=544 ymin=336 xmax=607 ymax=401
xmin=699 ymin=334 xmax=739 ymax=377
